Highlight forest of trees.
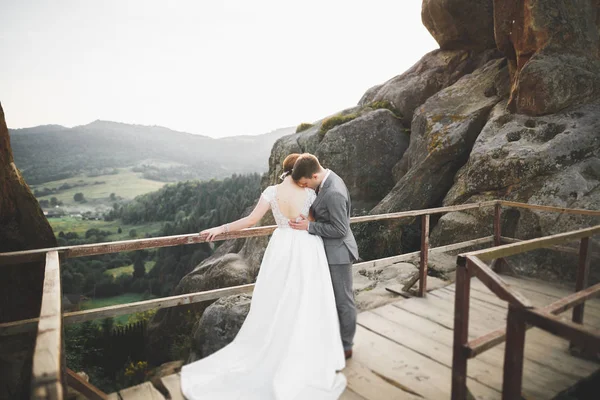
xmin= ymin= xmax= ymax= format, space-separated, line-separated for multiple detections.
xmin=114 ymin=173 xmax=262 ymax=296
xmin=59 ymin=173 xmax=262 ymax=299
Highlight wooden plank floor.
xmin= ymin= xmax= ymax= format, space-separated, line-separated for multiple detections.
xmin=349 ymin=275 xmax=600 ymax=400
xmin=111 ymin=275 xmax=600 ymax=399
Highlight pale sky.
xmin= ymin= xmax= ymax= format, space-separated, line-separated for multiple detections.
xmin=0 ymin=0 xmax=438 ymax=138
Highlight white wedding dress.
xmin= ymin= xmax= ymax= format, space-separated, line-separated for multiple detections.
xmin=180 ymin=185 xmax=347 ymax=400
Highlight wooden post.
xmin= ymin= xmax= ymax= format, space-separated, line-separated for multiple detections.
xmin=451 ymin=257 xmax=471 ymax=400
xmin=573 ymin=237 xmax=591 ymax=324
xmin=491 ymin=202 xmax=516 ymax=275
xmin=502 ymin=304 xmax=526 ymax=400
xmin=491 ymin=202 xmax=505 ymax=274
xmin=494 ymin=203 xmax=502 ymax=246
xmin=31 ymin=251 xmax=63 ymax=400
xmin=571 ymin=237 xmax=591 ymax=352
xmin=418 ymin=214 xmax=430 ymax=297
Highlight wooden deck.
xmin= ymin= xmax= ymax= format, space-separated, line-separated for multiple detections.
xmin=109 ymin=275 xmax=600 ymax=400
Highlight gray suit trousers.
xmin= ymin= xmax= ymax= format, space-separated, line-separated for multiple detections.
xmin=329 ymin=263 xmax=356 ymax=351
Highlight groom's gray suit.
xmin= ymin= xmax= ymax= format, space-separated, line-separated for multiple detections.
xmin=308 ymin=170 xmax=358 ymax=351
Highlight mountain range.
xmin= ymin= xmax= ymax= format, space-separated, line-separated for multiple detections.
xmin=10 ymin=120 xmax=294 ymax=184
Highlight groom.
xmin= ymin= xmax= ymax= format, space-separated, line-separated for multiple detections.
xmin=289 ymin=153 xmax=359 ymax=360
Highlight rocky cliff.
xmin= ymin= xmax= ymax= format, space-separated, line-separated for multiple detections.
xmin=153 ymin=0 xmax=600 ymax=363
xmin=0 ymin=103 xmax=59 ymax=399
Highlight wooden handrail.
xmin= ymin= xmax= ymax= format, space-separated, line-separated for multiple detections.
xmin=0 ymin=201 xmax=499 ymax=266
xmin=347 ymin=200 xmax=497 ymax=223
xmin=3 ymin=200 xmax=599 ymax=267
xmin=500 ymin=236 xmax=600 ymax=258
xmin=465 ymin=282 xmax=600 ymax=358
xmin=499 ymin=200 xmax=600 ymax=216
xmin=31 ymin=251 xmax=63 ymax=400
xmin=0 ymin=236 xmax=496 ymax=336
xmin=349 ymin=236 xmax=493 ymax=270
xmin=66 ymin=368 xmax=107 ymax=400
xmin=462 ymin=225 xmax=600 ymax=262
xmin=3 ymin=198 xmax=597 ymax=400
xmin=523 ymin=309 xmax=600 ymax=353
xmin=464 ymin=255 xmax=532 ymax=308
xmin=0 ymin=284 xmax=255 ymax=336
xmin=453 ymin=225 xmax=599 ymax=399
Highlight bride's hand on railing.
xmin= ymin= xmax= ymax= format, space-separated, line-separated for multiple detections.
xmin=200 ymin=226 xmax=225 ymax=242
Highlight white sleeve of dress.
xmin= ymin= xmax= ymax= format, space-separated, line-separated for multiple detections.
xmin=261 ymin=186 xmax=275 ymax=206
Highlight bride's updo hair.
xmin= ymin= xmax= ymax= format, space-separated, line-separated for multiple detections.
xmin=280 ymin=153 xmax=301 ymax=180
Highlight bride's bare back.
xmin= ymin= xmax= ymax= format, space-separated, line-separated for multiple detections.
xmin=276 ymin=178 xmax=309 ymax=220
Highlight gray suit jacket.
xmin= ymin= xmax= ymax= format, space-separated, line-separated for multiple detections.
xmin=308 ymin=171 xmax=359 ymax=265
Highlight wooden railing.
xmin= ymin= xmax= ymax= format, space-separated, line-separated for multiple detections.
xmin=451 ymin=202 xmax=600 ymax=400
xmin=1 ymin=200 xmax=501 ymax=399
xmin=1 ymin=199 xmax=599 ymax=399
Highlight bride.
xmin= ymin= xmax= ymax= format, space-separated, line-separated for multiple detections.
xmin=180 ymin=153 xmax=347 ymax=400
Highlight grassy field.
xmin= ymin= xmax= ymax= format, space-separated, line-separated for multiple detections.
xmin=80 ymin=293 xmax=154 ymax=324
xmin=104 ymin=261 xmax=156 ymax=278
xmin=32 ymin=168 xmax=166 ymax=206
xmin=48 ymin=217 xmax=164 ymax=240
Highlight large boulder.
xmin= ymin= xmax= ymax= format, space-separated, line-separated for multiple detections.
xmin=145 ymin=253 xmax=254 ymax=365
xmin=0 ymin=103 xmax=58 ymax=399
xmin=316 ymin=109 xmax=410 ymax=211
xmin=422 ymin=0 xmax=495 ymax=50
xmin=373 ymin=58 xmax=509 ymax=215
xmin=363 ymin=58 xmax=508 ymax=257
xmin=360 ymin=49 xmax=501 ymax=126
xmin=434 ymin=99 xmax=600 ymax=282
xmin=268 ymin=108 xmax=410 ymax=212
xmin=187 ymin=294 xmax=252 ymax=362
xmin=495 ymin=0 xmax=600 ymax=115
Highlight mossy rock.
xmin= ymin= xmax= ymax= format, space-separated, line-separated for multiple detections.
xmin=366 ymin=100 xmax=403 ymax=119
xmin=319 ymin=113 xmax=359 ymax=137
xmin=295 ymin=123 xmax=314 ymax=133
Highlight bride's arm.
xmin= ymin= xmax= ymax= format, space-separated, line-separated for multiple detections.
xmin=201 ymin=197 xmax=271 ymax=241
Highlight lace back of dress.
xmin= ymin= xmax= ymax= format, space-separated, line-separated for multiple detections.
xmin=262 ymin=185 xmax=315 ymax=229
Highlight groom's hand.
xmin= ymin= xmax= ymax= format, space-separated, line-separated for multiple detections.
xmin=289 ymin=215 xmax=309 ymax=231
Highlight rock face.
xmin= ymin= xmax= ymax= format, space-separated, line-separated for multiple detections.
xmin=0 ymin=103 xmax=58 ymax=399
xmin=373 ymin=58 xmax=509 ymax=215
xmin=422 ymin=0 xmax=495 ymax=50
xmin=433 ymin=99 xmax=600 ymax=282
xmin=495 ymin=0 xmax=600 ymax=115
xmin=268 ymin=107 xmax=410 ymax=212
xmin=359 ymin=49 xmax=501 ymax=127
xmin=188 ymin=294 xmax=252 ymax=362
xmin=315 ymin=110 xmax=410 ymax=209
xmin=145 ymin=253 xmax=254 ymax=365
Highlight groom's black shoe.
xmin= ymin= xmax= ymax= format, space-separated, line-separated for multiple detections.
xmin=344 ymin=349 xmax=353 ymax=360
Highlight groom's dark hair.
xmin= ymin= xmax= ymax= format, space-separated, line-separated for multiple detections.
xmin=292 ymin=153 xmax=322 ymax=180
